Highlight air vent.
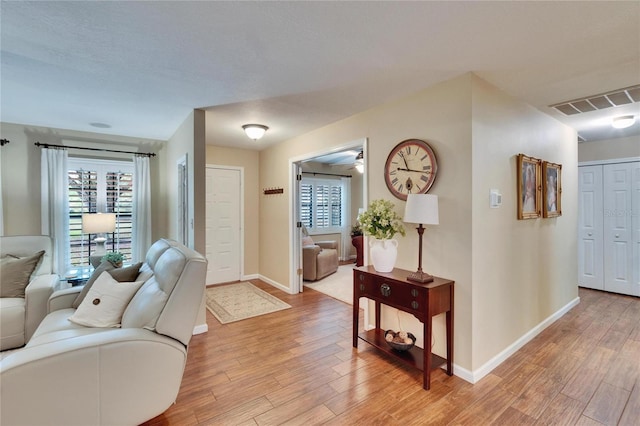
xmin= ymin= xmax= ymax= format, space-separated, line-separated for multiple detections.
xmin=550 ymin=85 xmax=640 ymax=116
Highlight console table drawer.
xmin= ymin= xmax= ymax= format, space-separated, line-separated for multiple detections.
xmin=354 ymin=270 xmax=375 ymax=297
xmin=372 ymin=277 xmax=425 ymax=313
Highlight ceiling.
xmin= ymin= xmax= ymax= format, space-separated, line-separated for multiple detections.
xmin=1 ymin=1 xmax=639 ymax=150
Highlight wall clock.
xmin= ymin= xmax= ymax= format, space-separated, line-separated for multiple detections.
xmin=384 ymin=139 xmax=438 ymax=200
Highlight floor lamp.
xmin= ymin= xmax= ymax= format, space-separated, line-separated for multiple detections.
xmin=82 ymin=213 xmax=116 ymax=268
xmin=404 ymin=194 xmax=439 ymax=283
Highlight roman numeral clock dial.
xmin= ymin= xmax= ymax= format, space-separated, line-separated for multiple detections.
xmin=384 ymin=139 xmax=438 ymax=200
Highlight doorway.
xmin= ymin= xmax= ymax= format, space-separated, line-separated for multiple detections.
xmin=205 ymin=165 xmax=243 ymax=285
xmin=289 ymin=138 xmax=368 ymax=294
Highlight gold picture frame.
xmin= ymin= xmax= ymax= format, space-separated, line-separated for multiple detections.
xmin=517 ymin=154 xmax=541 ymax=220
xmin=542 ymin=161 xmax=562 ymax=218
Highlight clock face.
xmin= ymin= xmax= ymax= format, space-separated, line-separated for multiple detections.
xmin=384 ymin=139 xmax=438 ymax=200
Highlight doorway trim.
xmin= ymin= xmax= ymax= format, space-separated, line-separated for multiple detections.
xmin=205 ymin=164 xmax=245 ymax=284
xmin=288 ymin=137 xmax=369 ymax=294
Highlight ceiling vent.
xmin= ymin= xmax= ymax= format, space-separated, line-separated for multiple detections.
xmin=550 ymin=85 xmax=640 ymax=115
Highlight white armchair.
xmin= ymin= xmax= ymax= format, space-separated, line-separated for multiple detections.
xmin=0 ymin=235 xmax=58 ymax=351
xmin=0 ymin=239 xmax=207 ymax=426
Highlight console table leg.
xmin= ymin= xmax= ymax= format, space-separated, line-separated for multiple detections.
xmin=424 ymin=319 xmax=432 ymax=390
xmin=353 ymin=293 xmax=359 ymax=348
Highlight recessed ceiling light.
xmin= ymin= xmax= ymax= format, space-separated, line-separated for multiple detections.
xmin=611 ymin=115 xmax=636 ymax=129
xmin=90 ymin=122 xmax=112 ymax=129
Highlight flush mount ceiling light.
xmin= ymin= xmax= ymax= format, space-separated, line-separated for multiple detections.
xmin=242 ymin=124 xmax=269 ymax=140
xmin=611 ymin=115 xmax=636 ymax=129
xmin=354 ymin=151 xmax=364 ymax=173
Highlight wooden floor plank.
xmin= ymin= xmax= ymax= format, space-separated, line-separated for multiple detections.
xmin=141 ymin=285 xmax=640 ymax=425
xmin=582 ymin=382 xmax=630 ymax=426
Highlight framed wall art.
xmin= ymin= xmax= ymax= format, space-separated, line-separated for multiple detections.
xmin=542 ymin=161 xmax=562 ymax=218
xmin=517 ymin=154 xmax=541 ymax=220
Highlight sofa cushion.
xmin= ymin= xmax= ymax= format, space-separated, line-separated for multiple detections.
xmin=0 ymin=250 xmax=45 ymax=298
xmin=69 ymin=272 xmax=144 ymax=328
xmin=0 ymin=298 xmax=26 ymax=350
xmin=72 ymin=261 xmax=142 ymax=308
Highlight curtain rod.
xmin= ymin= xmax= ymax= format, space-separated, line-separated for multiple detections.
xmin=302 ymin=171 xmax=352 ymax=178
xmin=34 ymin=142 xmax=156 ymax=157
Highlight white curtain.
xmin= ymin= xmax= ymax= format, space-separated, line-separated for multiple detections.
xmin=341 ymin=177 xmax=352 ymax=261
xmin=132 ymin=155 xmax=151 ymax=262
xmin=41 ymin=148 xmax=69 ymax=274
xmin=0 ymin=147 xmax=4 ymax=236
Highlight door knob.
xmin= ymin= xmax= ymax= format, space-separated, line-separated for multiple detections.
xmin=615 ymin=234 xmax=620 ymax=238
xmin=588 ymin=233 xmax=592 ymax=236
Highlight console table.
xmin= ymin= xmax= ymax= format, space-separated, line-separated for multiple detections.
xmin=352 ymin=265 xmax=454 ymax=390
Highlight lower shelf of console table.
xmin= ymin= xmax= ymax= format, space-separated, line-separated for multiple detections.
xmin=357 ymin=329 xmax=447 ymax=373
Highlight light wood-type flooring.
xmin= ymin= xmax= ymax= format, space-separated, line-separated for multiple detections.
xmin=144 ymin=283 xmax=640 ymax=425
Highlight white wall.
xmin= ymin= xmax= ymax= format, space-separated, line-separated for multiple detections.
xmin=578 ymin=134 xmax=640 ymax=162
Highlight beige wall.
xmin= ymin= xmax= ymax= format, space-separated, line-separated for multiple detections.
xmin=205 ymin=145 xmax=260 ymax=277
xmin=258 ymin=73 xmax=578 ymax=375
xmin=578 ymin=134 xmax=640 ymax=163
xmin=470 ymin=75 xmax=578 ymax=369
xmin=166 ymin=110 xmax=207 ymax=330
xmin=0 ymin=122 xmax=166 ymax=241
xmin=166 ymin=110 xmax=206 ymax=255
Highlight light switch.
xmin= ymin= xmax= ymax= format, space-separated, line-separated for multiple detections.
xmin=490 ymin=189 xmax=502 ymax=208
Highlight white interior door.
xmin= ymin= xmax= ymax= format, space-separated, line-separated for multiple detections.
xmin=206 ymin=167 xmax=241 ymax=285
xmin=578 ymin=165 xmax=604 ymax=290
xmin=604 ymin=162 xmax=638 ymax=296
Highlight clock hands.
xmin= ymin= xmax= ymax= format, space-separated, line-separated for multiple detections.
xmin=397 ymin=167 xmax=430 ymax=173
xmin=398 ymin=151 xmax=410 ymax=169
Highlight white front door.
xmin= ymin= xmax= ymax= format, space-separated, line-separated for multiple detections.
xmin=578 ymin=165 xmax=604 ymax=290
xmin=206 ymin=167 xmax=241 ymax=285
xmin=603 ymin=162 xmax=639 ymax=296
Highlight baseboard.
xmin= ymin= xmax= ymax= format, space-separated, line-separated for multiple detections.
xmin=467 ymin=295 xmax=580 ymax=384
xmin=258 ymin=274 xmax=293 ymax=294
xmin=242 ymin=273 xmax=259 ymax=281
xmin=192 ymin=323 xmax=208 ymax=335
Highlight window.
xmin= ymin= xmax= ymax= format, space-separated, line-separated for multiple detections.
xmin=68 ymin=158 xmax=133 ymax=267
xmin=300 ymin=177 xmax=344 ymax=234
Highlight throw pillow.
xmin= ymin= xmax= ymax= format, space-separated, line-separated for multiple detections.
xmin=0 ymin=250 xmax=45 ymax=298
xmin=68 ymin=271 xmax=144 ymax=328
xmin=72 ymin=262 xmax=143 ymax=308
xmin=302 ymin=236 xmax=315 ymax=247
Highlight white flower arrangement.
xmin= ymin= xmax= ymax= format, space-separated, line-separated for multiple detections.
xmin=358 ymin=199 xmax=406 ymax=240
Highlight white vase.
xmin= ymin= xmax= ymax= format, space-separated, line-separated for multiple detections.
xmin=369 ymin=238 xmax=398 ymax=272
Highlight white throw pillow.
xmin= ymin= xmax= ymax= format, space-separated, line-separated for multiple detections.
xmin=69 ymin=271 xmax=144 ymax=328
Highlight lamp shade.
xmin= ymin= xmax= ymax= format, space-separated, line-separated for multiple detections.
xmin=242 ymin=124 xmax=269 ymax=140
xmin=404 ymin=194 xmax=439 ymax=225
xmin=82 ymin=213 xmax=116 ymax=234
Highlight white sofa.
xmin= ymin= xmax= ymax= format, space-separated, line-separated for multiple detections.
xmin=0 ymin=238 xmax=207 ymax=426
xmin=0 ymin=235 xmax=58 ymax=351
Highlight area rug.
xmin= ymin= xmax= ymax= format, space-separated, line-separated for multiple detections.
xmin=305 ymin=264 xmax=354 ymax=305
xmin=206 ymin=282 xmax=291 ymax=324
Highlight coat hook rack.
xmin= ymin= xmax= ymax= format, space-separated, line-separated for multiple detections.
xmin=263 ymin=187 xmax=284 ymax=195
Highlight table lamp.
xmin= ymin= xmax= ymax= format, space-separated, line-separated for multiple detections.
xmin=82 ymin=213 xmax=116 ymax=268
xmin=403 ymin=194 xmax=439 ymax=283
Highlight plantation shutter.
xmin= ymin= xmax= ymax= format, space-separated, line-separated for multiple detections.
xmin=67 ymin=159 xmax=134 ymax=267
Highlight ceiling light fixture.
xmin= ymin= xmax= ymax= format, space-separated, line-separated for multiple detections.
xmin=242 ymin=124 xmax=269 ymax=140
xmin=611 ymin=115 xmax=636 ymax=129
xmin=354 ymin=151 xmax=364 ymax=173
